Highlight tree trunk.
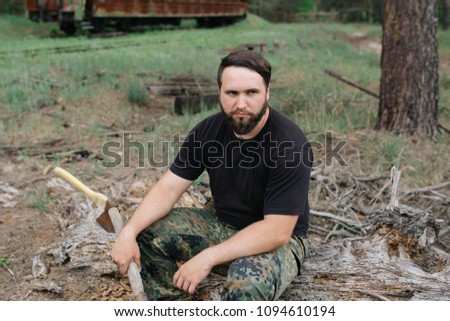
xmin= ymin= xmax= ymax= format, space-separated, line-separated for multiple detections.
xmin=443 ymin=0 xmax=449 ymax=30
xmin=376 ymin=0 xmax=439 ymax=137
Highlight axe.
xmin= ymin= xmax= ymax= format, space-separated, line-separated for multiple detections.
xmin=45 ymin=166 xmax=148 ymax=301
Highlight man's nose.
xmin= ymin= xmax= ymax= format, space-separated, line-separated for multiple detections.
xmin=236 ymin=94 xmax=247 ymax=108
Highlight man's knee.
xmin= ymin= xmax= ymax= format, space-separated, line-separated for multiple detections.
xmin=222 ymin=256 xmax=276 ymax=301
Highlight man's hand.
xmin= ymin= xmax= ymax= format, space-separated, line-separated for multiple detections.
xmin=173 ymin=249 xmax=216 ymax=294
xmin=111 ymin=171 xmax=193 ymax=275
xmin=112 ymin=226 xmax=141 ymax=275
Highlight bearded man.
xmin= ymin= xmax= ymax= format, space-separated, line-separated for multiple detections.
xmin=112 ymin=50 xmax=313 ymax=300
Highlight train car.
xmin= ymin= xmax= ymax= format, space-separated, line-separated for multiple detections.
xmin=25 ymin=0 xmax=59 ymax=22
xmin=26 ymin=1 xmax=248 ymax=35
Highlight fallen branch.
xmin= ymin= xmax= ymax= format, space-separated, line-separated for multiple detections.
xmin=0 ymin=139 xmax=63 ymax=154
xmin=437 ymin=123 xmax=450 ymax=135
xmin=310 ymin=209 xmax=362 ymax=228
xmin=323 ymin=68 xmax=379 ymax=99
xmin=353 ymin=175 xmax=390 ymax=182
xmin=43 ymin=149 xmax=93 ymax=162
xmin=401 ymin=181 xmax=450 ymax=197
xmin=356 ymin=290 xmax=391 ymax=301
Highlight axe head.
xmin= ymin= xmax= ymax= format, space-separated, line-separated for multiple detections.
xmin=96 ymin=201 xmax=115 ymax=233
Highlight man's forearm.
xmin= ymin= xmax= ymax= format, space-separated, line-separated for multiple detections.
xmin=206 ymin=215 xmax=297 ymax=267
xmin=122 ymin=186 xmax=172 ymax=237
xmin=123 ymin=170 xmax=193 ymax=238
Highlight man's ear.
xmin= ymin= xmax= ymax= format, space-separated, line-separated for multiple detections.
xmin=266 ymin=84 xmax=271 ymax=100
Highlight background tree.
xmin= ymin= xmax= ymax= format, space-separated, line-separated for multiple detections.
xmin=442 ymin=0 xmax=449 ymax=30
xmin=248 ymin=0 xmax=315 ymax=22
xmin=0 ymin=0 xmax=23 ymax=14
xmin=314 ymin=0 xmax=383 ymax=22
xmin=376 ymin=0 xmax=439 ymax=137
xmin=249 ymin=0 xmax=384 ymax=22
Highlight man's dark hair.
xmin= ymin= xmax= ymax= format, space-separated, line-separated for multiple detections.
xmin=217 ymin=50 xmax=271 ymax=89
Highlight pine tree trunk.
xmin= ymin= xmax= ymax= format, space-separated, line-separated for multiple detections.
xmin=376 ymin=0 xmax=439 ymax=137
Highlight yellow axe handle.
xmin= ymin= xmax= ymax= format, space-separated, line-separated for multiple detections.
xmin=52 ymin=167 xmax=108 ymax=207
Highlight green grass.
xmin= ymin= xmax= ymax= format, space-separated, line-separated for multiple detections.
xmin=126 ymin=78 xmax=149 ymax=107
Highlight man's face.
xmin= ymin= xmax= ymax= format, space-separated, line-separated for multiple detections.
xmin=219 ymin=66 xmax=269 ymax=136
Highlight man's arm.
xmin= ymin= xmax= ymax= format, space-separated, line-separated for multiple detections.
xmin=173 ymin=214 xmax=298 ymax=294
xmin=112 ymin=170 xmax=193 ymax=274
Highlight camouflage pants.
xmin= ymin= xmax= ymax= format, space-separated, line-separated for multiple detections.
xmin=136 ymin=208 xmax=308 ymax=301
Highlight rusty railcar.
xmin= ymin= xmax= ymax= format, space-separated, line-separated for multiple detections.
xmin=26 ymin=1 xmax=248 ymax=35
xmin=25 ymin=0 xmax=59 ymax=22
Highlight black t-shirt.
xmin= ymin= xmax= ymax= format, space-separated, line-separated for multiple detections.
xmin=170 ymin=108 xmax=312 ymax=237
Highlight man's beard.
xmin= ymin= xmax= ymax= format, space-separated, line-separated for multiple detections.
xmin=221 ymin=100 xmax=269 ymax=136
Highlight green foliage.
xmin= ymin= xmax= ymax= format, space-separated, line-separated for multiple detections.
xmin=252 ymin=0 xmax=382 ymax=22
xmin=297 ymin=0 xmax=315 ymax=12
xmin=126 ymin=78 xmax=149 ymax=107
xmin=249 ymin=0 xmax=315 ymax=22
xmin=438 ymin=0 xmax=448 ymax=26
xmin=0 ymin=0 xmax=23 ymax=15
xmin=315 ymin=0 xmax=383 ymax=22
xmin=1 ymin=257 xmax=9 ymax=268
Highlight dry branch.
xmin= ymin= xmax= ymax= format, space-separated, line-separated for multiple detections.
xmin=387 ymin=166 xmax=401 ymax=210
xmin=310 ymin=209 xmax=362 ymax=229
xmin=437 ymin=123 xmax=450 ymax=135
xmin=401 ymin=181 xmax=450 ymax=196
xmin=0 ymin=139 xmax=63 ymax=154
xmin=323 ymin=68 xmax=380 ymax=99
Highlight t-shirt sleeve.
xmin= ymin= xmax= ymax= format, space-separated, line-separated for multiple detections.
xmin=170 ymin=126 xmax=205 ymax=181
xmin=263 ymin=142 xmax=312 ymax=216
